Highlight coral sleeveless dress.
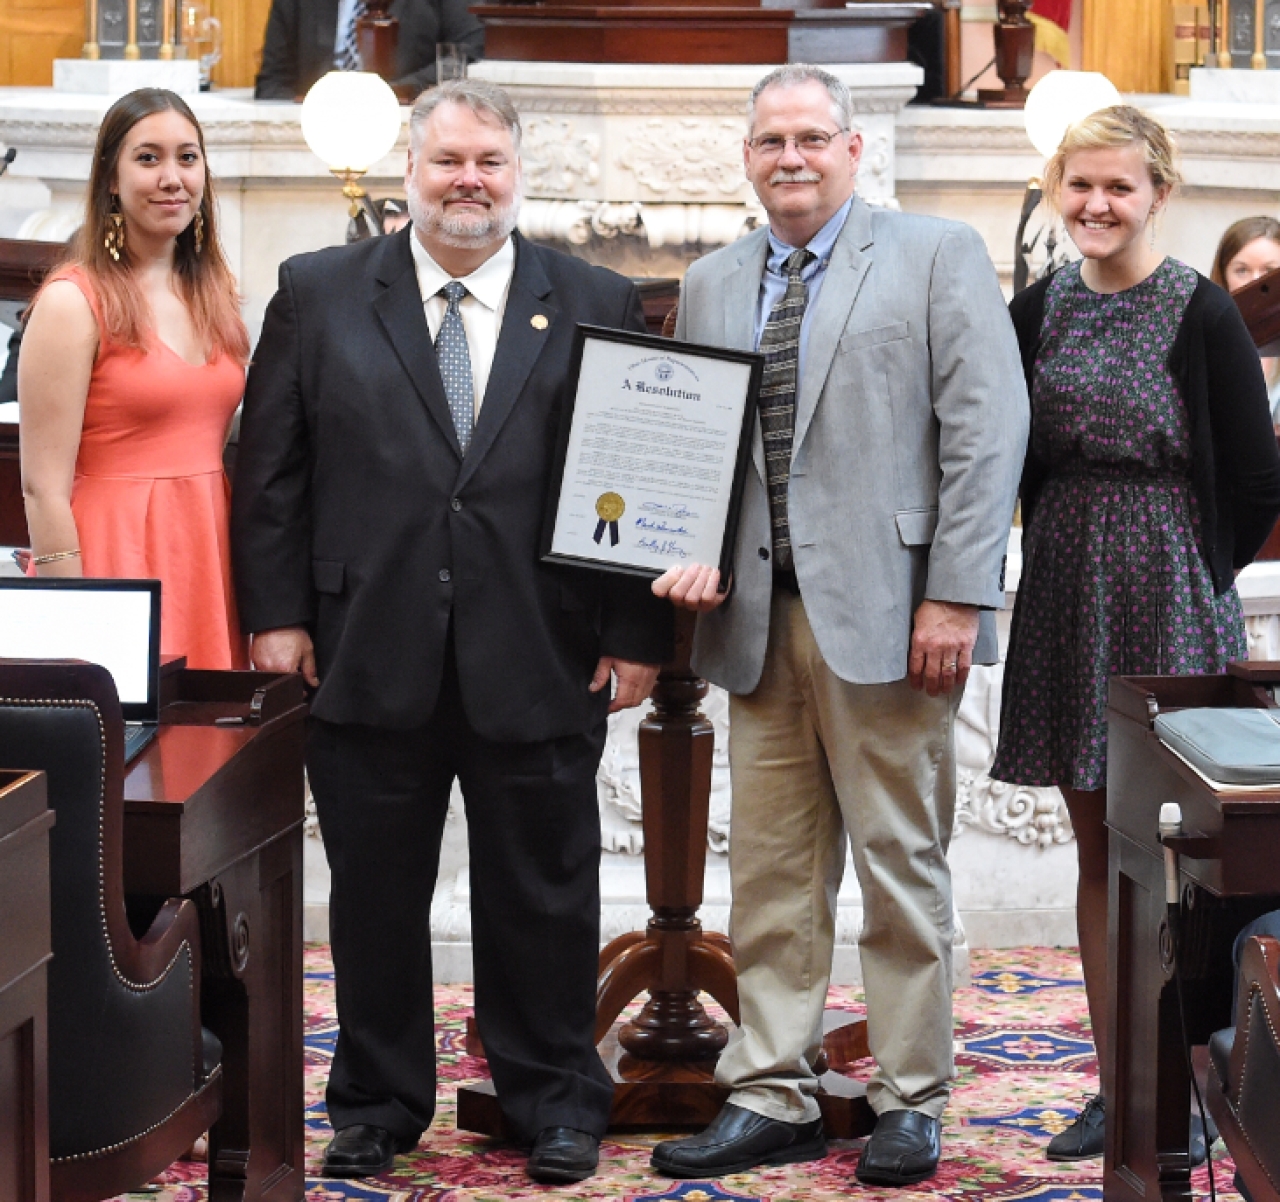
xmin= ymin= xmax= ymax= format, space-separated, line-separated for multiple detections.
xmin=50 ymin=268 xmax=248 ymax=669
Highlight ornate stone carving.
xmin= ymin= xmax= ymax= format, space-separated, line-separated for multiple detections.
xmin=637 ymin=202 xmax=759 ymax=248
xmin=898 ymin=116 xmax=1280 ymax=165
xmin=896 ymin=123 xmax=1033 ymax=153
xmin=494 ymin=85 xmax=918 ymax=119
xmin=952 ymin=663 xmax=1072 ymax=847
xmin=617 ymin=119 xmax=744 ymax=198
xmin=303 ymin=789 xmax=320 ymax=840
xmin=1246 ymin=613 xmax=1280 ymax=660
xmin=853 ymin=123 xmax=893 ymax=203
xmin=956 ymin=771 xmax=1073 ymax=847
xmin=518 ymin=198 xmax=642 ymax=245
xmin=518 ymin=199 xmax=754 ymax=248
xmin=521 ymin=118 xmax=600 ymax=195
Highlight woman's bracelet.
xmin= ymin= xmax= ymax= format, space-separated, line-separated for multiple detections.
xmin=31 ymin=548 xmax=81 ymax=566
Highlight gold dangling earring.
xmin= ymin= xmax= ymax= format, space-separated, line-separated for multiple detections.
xmin=104 ymin=195 xmax=125 ymax=263
xmin=193 ymin=209 xmax=204 ymax=255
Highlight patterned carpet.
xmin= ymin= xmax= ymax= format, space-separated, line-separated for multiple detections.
xmin=117 ymin=946 xmax=1239 ymax=1201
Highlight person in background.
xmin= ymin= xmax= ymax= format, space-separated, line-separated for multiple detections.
xmin=18 ymin=87 xmax=248 ymax=669
xmin=1211 ymin=215 xmax=1280 ymax=422
xmin=992 ymin=106 xmax=1280 ymax=1162
xmin=253 ymin=0 xmax=483 ymax=100
xmin=0 ymin=322 xmax=18 ymax=405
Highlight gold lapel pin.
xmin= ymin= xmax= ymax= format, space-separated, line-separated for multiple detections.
xmin=531 ymin=314 xmax=548 ymax=330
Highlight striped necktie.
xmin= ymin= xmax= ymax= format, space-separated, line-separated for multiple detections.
xmin=435 ymin=281 xmax=474 ymax=454
xmin=757 ymin=247 xmax=815 ymax=572
xmin=335 ymin=0 xmax=367 ymax=71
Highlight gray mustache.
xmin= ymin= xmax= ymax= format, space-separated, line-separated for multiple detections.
xmin=768 ymin=170 xmax=822 ymax=185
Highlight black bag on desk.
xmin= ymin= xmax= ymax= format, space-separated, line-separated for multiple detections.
xmin=1154 ymin=708 xmax=1280 ymax=786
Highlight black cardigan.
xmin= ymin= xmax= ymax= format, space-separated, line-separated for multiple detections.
xmin=1009 ymin=269 xmax=1280 ymax=595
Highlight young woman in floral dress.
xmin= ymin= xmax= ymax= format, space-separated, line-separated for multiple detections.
xmin=992 ymin=105 xmax=1280 ymax=1162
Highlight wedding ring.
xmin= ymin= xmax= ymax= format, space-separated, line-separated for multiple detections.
xmin=942 ymin=661 xmax=957 ymax=670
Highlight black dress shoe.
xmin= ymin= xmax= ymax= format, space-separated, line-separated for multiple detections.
xmin=651 ymin=1102 xmax=827 ymax=1178
xmin=1046 ymin=1094 xmax=1104 ymax=1162
xmin=855 ymin=1110 xmax=941 ymax=1187
xmin=322 ymin=1124 xmax=418 ymax=1178
xmin=526 ymin=1126 xmax=600 ymax=1183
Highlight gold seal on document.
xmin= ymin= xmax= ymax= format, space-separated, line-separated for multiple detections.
xmin=531 ymin=314 xmax=549 ymax=330
xmin=596 ymin=492 xmax=625 ymax=522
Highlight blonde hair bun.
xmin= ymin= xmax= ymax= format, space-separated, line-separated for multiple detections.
xmin=1042 ymin=104 xmax=1181 ymax=211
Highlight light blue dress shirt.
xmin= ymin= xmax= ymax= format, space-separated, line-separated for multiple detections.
xmin=753 ymin=195 xmax=854 ymax=381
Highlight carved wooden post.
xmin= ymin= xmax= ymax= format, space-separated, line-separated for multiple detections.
xmin=977 ymin=0 xmax=1036 ymax=108
xmin=357 ymin=0 xmax=399 ymax=82
xmin=595 ymin=610 xmax=738 ymax=1057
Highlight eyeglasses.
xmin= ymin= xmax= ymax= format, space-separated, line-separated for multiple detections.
xmin=747 ymin=129 xmax=847 ymax=158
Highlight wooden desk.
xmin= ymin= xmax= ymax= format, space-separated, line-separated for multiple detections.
xmin=125 ymin=668 xmax=308 ymax=1202
xmin=1105 ymin=668 xmax=1280 ymax=1202
xmin=0 ymin=769 xmax=52 ymax=1202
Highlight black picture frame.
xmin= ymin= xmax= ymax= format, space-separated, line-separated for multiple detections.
xmin=541 ymin=323 xmax=763 ymax=582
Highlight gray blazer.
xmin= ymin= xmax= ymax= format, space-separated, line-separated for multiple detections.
xmin=679 ymin=196 xmax=1029 ymax=695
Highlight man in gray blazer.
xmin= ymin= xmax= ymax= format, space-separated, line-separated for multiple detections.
xmin=651 ymin=64 xmax=1028 ymax=1186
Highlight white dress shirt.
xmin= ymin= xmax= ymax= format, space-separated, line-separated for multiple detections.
xmin=410 ymin=232 xmax=515 ymax=419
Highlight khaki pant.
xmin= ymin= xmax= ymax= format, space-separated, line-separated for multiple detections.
xmin=715 ymin=591 xmax=959 ymax=1122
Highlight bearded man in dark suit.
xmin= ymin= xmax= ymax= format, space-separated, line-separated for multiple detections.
xmin=232 ymin=78 xmax=672 ymax=1183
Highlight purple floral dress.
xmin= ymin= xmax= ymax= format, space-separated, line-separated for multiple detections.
xmin=992 ymin=259 xmax=1247 ymax=792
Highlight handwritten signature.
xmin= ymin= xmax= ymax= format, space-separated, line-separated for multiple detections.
xmin=640 ymin=501 xmax=700 ymax=520
xmin=635 ymin=517 xmax=691 ymax=536
xmin=638 ymin=538 xmax=689 ymax=558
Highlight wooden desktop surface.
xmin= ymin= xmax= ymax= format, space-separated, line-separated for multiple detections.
xmin=1105 ymin=667 xmax=1280 ymax=1202
xmin=123 ymin=668 xmax=308 ymax=1202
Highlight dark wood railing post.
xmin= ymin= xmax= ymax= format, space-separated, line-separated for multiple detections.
xmin=595 ymin=611 xmax=738 ymax=1058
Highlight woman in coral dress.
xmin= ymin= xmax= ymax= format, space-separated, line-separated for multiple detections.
xmin=19 ymin=87 xmax=249 ymax=669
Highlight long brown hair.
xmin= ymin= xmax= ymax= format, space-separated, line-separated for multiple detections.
xmin=1210 ymin=215 xmax=1280 ymax=289
xmin=43 ymin=88 xmax=248 ymax=364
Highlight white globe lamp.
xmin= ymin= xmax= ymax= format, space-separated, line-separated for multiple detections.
xmin=1024 ymin=70 xmax=1123 ymax=160
xmin=301 ymin=71 xmax=403 ymax=226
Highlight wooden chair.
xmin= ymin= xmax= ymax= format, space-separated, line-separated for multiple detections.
xmin=0 ymin=660 xmax=221 ymax=1202
xmin=1206 ymin=933 xmax=1280 ymax=1202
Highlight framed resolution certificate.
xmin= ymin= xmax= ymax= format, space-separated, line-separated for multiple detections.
xmin=543 ymin=325 xmax=763 ymax=579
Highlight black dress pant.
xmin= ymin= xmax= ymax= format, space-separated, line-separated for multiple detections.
xmin=307 ymin=653 xmax=613 ymax=1143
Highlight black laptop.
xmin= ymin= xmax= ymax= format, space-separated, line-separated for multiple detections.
xmin=0 ymin=577 xmax=162 ymax=762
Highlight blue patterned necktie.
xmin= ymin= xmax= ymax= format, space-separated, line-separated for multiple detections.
xmin=757 ymin=247 xmax=814 ymax=571
xmin=436 ymin=280 xmax=474 ymax=453
xmin=335 ymin=0 xmax=367 ymax=70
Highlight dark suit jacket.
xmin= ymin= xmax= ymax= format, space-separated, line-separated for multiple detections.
xmin=231 ymin=229 xmax=673 ymax=741
xmin=253 ymin=0 xmax=483 ymax=100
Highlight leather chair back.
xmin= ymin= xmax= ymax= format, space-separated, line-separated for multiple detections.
xmin=0 ymin=660 xmax=204 ymax=1162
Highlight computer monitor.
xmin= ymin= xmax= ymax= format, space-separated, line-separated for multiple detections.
xmin=0 ymin=578 xmax=161 ymax=721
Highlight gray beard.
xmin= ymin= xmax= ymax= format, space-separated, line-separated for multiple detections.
xmin=407 ymin=187 xmax=520 ymax=249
